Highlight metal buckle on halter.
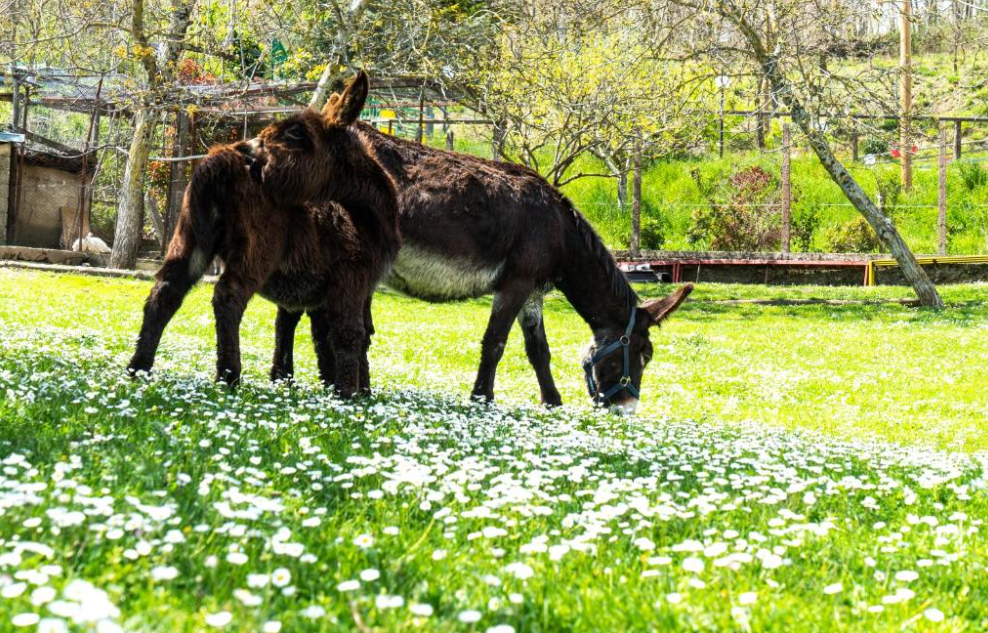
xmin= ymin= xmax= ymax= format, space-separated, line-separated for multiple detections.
xmin=583 ymin=308 xmax=639 ymax=404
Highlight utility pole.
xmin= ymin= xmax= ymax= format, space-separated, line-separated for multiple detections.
xmin=900 ymin=0 xmax=913 ymax=191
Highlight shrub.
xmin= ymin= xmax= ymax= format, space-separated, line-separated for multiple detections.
xmin=621 ymin=203 xmax=666 ymax=250
xmin=825 ymin=216 xmax=883 ymax=253
xmin=958 ymin=161 xmax=988 ymax=192
xmin=861 ymin=136 xmax=889 ymax=156
xmin=873 ymin=170 xmax=902 ymax=218
xmin=687 ymin=165 xmax=782 ymax=251
xmin=790 ymin=201 xmax=822 ymax=252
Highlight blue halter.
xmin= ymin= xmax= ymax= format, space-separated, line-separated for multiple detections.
xmin=583 ymin=308 xmax=639 ymax=404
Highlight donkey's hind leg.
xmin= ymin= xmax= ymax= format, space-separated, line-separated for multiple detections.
xmin=127 ymin=258 xmax=197 ymax=375
xmin=517 ymin=293 xmax=562 ymax=407
xmin=270 ymin=307 xmax=303 ymax=382
xmin=471 ymin=278 xmax=535 ymax=403
xmin=212 ymin=268 xmax=264 ymax=387
xmin=308 ymin=309 xmax=337 ymax=387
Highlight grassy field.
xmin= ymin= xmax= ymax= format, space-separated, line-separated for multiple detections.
xmin=1 ymin=269 xmax=988 ymax=632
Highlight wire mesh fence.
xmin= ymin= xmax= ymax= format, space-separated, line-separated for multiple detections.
xmin=5 ymin=97 xmax=988 ymax=258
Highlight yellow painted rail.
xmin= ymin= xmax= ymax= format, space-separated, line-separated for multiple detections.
xmin=865 ymin=255 xmax=988 ymax=286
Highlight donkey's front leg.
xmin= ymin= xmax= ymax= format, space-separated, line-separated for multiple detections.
xmin=330 ymin=319 xmax=365 ymax=399
xmin=270 ymin=307 xmax=303 ymax=382
xmin=472 ymin=280 xmax=534 ymax=403
xmin=212 ymin=274 xmax=258 ymax=387
xmin=308 ymin=309 xmax=337 ymax=387
xmin=517 ymin=293 xmax=562 ymax=407
xmin=360 ymin=296 xmax=375 ymax=395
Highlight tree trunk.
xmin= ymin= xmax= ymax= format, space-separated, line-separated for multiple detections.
xmin=110 ymin=107 xmax=157 ymax=269
xmin=617 ymin=168 xmax=628 ymax=213
xmin=308 ymin=0 xmax=368 ymax=111
xmin=756 ymin=73 xmax=768 ymax=149
xmin=491 ymin=120 xmax=507 ymax=161
xmin=758 ymin=56 xmax=942 ymax=308
xmin=696 ymin=0 xmax=943 ymax=303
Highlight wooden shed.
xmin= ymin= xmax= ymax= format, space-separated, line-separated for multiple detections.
xmin=6 ymin=147 xmax=96 ymax=249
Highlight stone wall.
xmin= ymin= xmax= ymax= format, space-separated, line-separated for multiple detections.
xmin=0 ymin=143 xmax=10 ymax=245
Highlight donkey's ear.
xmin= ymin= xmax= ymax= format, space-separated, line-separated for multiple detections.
xmin=320 ymin=92 xmax=342 ymax=118
xmin=641 ymin=283 xmax=693 ymax=326
xmin=324 ymin=71 xmax=369 ymax=127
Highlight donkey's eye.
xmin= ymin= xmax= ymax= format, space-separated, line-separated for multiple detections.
xmin=283 ymin=125 xmax=308 ymax=145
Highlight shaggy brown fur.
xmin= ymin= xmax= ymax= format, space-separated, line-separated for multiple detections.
xmin=127 ymin=72 xmax=399 ymax=396
xmin=269 ymin=75 xmax=692 ymax=410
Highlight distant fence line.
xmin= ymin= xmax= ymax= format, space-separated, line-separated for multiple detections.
xmin=723 ymin=109 xmax=988 ymax=161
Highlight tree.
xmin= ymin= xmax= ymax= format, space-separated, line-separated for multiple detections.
xmin=109 ymin=0 xmax=197 ymax=269
xmin=463 ymin=2 xmax=701 ymax=189
xmin=658 ymin=0 xmax=943 ymax=308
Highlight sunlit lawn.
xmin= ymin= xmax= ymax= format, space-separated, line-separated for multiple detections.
xmin=1 ymin=269 xmax=987 ymax=632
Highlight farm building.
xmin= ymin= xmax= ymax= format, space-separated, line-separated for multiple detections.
xmin=4 ymin=146 xmax=96 ymax=249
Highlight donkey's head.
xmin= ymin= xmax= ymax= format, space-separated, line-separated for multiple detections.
xmin=240 ymin=71 xmax=376 ymax=206
xmin=582 ymin=284 xmax=693 ymax=415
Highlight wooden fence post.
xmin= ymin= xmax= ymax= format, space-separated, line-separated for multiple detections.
xmin=781 ymin=123 xmax=792 ymax=254
xmin=630 ymin=142 xmax=642 ymax=255
xmin=954 ymin=120 xmax=962 ymax=160
xmin=718 ymin=116 xmax=725 ymax=158
xmin=938 ymin=125 xmax=948 ymax=256
xmin=416 ymin=93 xmax=425 ymax=144
xmin=851 ymin=132 xmax=859 ymax=162
xmin=899 ymin=0 xmax=913 ymax=191
xmin=165 ymin=110 xmax=189 ymax=249
xmin=445 ymin=130 xmax=454 ymax=152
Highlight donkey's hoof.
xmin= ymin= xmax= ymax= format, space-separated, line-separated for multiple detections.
xmin=334 ymin=385 xmax=359 ymax=400
xmin=269 ymin=367 xmax=294 ymax=384
xmin=542 ymin=394 xmax=563 ymax=408
xmin=216 ymin=369 xmax=242 ymax=388
xmin=126 ymin=358 xmax=152 ymax=378
xmin=469 ymin=392 xmax=495 ymax=406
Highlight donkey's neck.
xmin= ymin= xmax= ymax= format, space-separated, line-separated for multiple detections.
xmin=325 ymin=143 xmax=400 ymax=247
xmin=556 ymin=218 xmax=637 ymax=335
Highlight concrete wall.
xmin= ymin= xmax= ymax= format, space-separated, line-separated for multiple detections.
xmin=11 ymin=163 xmax=80 ymax=249
xmin=0 ymin=143 xmax=10 ymax=245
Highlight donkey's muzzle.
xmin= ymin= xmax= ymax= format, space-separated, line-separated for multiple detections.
xmin=237 ymin=138 xmax=261 ymax=157
xmin=235 ymin=139 xmax=264 ymax=181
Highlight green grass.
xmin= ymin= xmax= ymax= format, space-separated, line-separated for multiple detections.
xmin=1 ymin=269 xmax=988 ymax=632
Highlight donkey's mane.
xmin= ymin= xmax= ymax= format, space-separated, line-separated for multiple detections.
xmin=558 ymin=194 xmax=639 ymax=310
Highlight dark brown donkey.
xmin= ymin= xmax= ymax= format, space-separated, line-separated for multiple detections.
xmin=127 ymin=73 xmax=400 ymax=396
xmin=268 ymin=80 xmax=692 ymax=413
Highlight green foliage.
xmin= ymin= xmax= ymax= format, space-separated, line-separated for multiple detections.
xmin=873 ymin=170 xmax=903 ymax=217
xmin=224 ymin=30 xmax=267 ymax=80
xmin=861 ymin=136 xmax=889 ymax=156
xmin=789 ymin=200 xmax=822 ymax=252
xmin=825 ymin=216 xmax=883 ymax=253
xmin=687 ymin=166 xmax=782 ymax=251
xmin=620 ymin=210 xmax=665 ymax=250
xmin=958 ymin=161 xmax=988 ymax=191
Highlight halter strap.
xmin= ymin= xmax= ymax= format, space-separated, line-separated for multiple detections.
xmin=582 ymin=308 xmax=640 ymax=404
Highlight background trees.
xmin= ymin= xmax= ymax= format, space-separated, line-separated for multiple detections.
xmin=4 ymin=0 xmax=988 ymax=302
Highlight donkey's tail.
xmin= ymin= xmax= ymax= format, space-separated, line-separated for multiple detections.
xmin=186 ymin=161 xmax=221 ymax=280
xmin=158 ymin=156 xmax=228 ymax=285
